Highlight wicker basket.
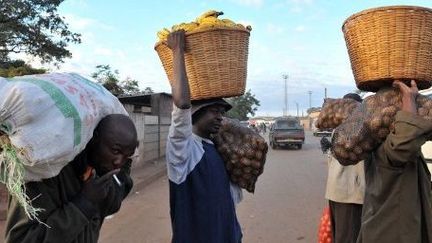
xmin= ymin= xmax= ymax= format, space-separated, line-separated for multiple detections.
xmin=343 ymin=6 xmax=432 ymax=91
xmin=155 ymin=27 xmax=249 ymax=100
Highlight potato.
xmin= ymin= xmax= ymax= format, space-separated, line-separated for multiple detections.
xmin=353 ymin=146 xmax=363 ymax=155
xmin=418 ymin=107 xmax=428 ymax=117
xmin=242 ymin=166 xmax=252 ymax=174
xmin=255 ymin=150 xmax=263 ymax=160
xmin=252 ymin=169 xmax=261 ymax=175
xmin=233 ymin=168 xmax=242 ymax=176
xmin=369 ymin=117 xmax=382 ymax=131
xmin=242 ymin=173 xmax=252 ymax=180
xmin=240 ymin=157 xmax=251 ymax=166
xmin=425 ymin=100 xmax=432 ymax=109
xmin=382 ymin=106 xmax=397 ymax=117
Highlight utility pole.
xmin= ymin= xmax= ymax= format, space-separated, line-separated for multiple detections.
xmin=324 ymin=87 xmax=327 ymax=99
xmin=308 ymin=90 xmax=313 ymax=130
xmin=295 ymin=102 xmax=299 ymax=118
xmin=282 ymin=74 xmax=289 ymax=116
xmin=308 ymin=91 xmax=312 ymax=109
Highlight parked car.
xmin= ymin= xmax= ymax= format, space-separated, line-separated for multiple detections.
xmin=239 ymin=121 xmax=249 ymax=127
xmin=420 ymin=88 xmax=432 ymax=181
xmin=269 ymin=117 xmax=305 ymax=149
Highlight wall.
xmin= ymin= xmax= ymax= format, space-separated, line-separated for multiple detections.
xmin=127 ymin=113 xmax=171 ymax=170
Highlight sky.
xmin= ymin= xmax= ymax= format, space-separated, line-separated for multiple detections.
xmin=24 ymin=0 xmax=432 ymax=117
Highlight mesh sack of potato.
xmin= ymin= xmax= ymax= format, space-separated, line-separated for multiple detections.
xmin=417 ymin=94 xmax=432 ymax=120
xmin=332 ymin=87 xmax=432 ymax=165
xmin=365 ymin=88 xmax=432 ymax=142
xmin=212 ymin=118 xmax=268 ymax=193
xmin=316 ymin=98 xmax=361 ymax=129
xmin=331 ymin=104 xmax=377 ymax=165
xmin=362 ymin=88 xmax=401 ymax=143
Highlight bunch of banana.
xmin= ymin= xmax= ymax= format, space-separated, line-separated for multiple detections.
xmin=156 ymin=10 xmax=252 ymax=42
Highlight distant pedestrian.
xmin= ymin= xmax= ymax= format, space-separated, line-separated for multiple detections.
xmin=322 ymin=93 xmax=365 ymax=243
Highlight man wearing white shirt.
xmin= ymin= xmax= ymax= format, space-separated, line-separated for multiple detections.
xmin=165 ymin=30 xmax=242 ymax=243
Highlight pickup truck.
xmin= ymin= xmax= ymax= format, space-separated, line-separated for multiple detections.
xmin=311 ymin=118 xmax=332 ymax=137
xmin=269 ymin=117 xmax=305 ymax=149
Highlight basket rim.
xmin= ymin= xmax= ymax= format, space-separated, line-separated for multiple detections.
xmin=342 ymin=5 xmax=432 ymax=31
xmin=154 ymin=27 xmax=251 ymax=49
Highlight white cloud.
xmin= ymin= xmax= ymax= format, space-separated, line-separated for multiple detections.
xmin=294 ymin=25 xmax=306 ymax=32
xmin=290 ymin=6 xmax=303 ymax=13
xmin=94 ymin=47 xmax=113 ymax=56
xmin=66 ymin=0 xmax=89 ymax=8
xmin=63 ymin=14 xmax=94 ymax=31
xmin=286 ymin=0 xmax=314 ymax=13
xmin=266 ymin=23 xmax=284 ymax=34
xmin=63 ymin=14 xmax=114 ymax=32
xmin=288 ymin=0 xmax=314 ymax=4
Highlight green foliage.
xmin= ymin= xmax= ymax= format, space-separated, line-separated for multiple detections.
xmin=143 ymin=87 xmax=154 ymax=94
xmin=91 ymin=65 xmax=123 ymax=96
xmin=0 ymin=0 xmax=81 ymax=64
xmin=226 ymin=90 xmax=260 ymax=121
xmin=121 ymin=77 xmax=140 ymax=95
xmin=91 ymin=64 xmax=153 ymax=96
xmin=0 ymin=60 xmax=46 ymax=77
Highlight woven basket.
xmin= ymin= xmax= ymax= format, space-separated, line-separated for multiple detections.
xmin=155 ymin=27 xmax=249 ymax=100
xmin=343 ymin=6 xmax=432 ymax=92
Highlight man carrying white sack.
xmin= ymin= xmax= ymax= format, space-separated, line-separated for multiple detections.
xmin=4 ymin=114 xmax=138 ymax=243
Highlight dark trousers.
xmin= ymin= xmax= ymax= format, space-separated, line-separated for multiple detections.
xmin=329 ymin=200 xmax=362 ymax=243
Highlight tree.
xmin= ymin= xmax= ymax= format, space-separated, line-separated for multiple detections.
xmin=0 ymin=0 xmax=81 ymax=64
xmin=143 ymin=87 xmax=154 ymax=94
xmin=121 ymin=77 xmax=140 ymax=95
xmin=226 ymin=90 xmax=260 ymax=121
xmin=91 ymin=65 xmax=123 ymax=96
xmin=91 ymin=65 xmax=153 ymax=96
xmin=0 ymin=59 xmax=46 ymax=77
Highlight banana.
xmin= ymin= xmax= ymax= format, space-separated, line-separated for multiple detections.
xmin=199 ymin=16 xmax=218 ymax=26
xmin=182 ymin=22 xmax=199 ymax=32
xmin=221 ymin=19 xmax=236 ymax=27
xmin=196 ymin=10 xmax=224 ymax=23
xmin=156 ymin=10 xmax=251 ymax=42
xmin=157 ymin=28 xmax=170 ymax=41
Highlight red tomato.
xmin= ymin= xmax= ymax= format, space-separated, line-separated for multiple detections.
xmin=318 ymin=206 xmax=332 ymax=243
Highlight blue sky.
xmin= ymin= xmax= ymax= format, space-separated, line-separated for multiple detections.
xmin=25 ymin=0 xmax=432 ymax=116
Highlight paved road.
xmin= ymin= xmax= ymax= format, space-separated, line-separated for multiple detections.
xmin=99 ymin=132 xmax=329 ymax=243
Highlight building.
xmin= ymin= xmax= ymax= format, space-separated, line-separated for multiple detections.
xmin=118 ymin=92 xmax=173 ymax=170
